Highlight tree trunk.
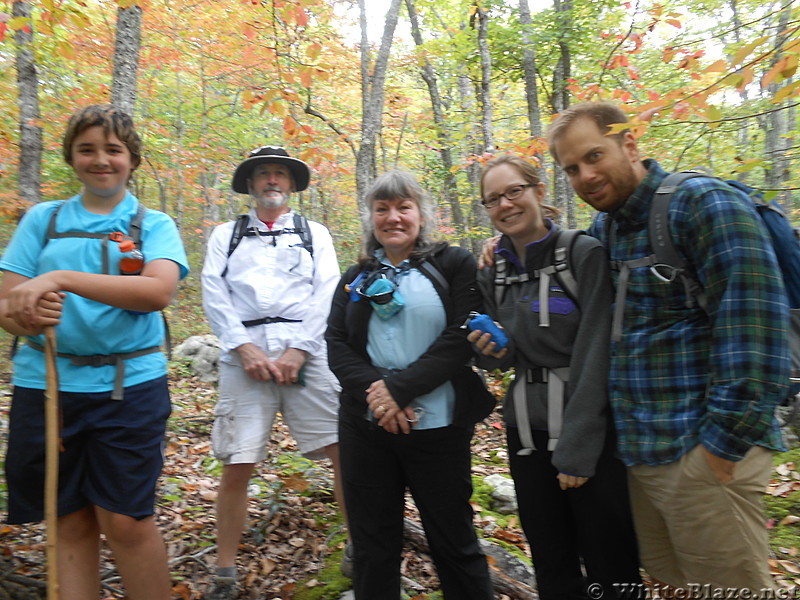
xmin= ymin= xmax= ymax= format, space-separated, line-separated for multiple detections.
xmin=405 ymin=0 xmax=467 ymax=247
xmin=14 ymin=0 xmax=42 ymax=208
xmin=517 ymin=0 xmax=548 ymax=188
xmin=468 ymin=3 xmax=494 ymax=254
xmin=111 ymin=4 xmax=142 ymax=115
xmin=173 ymin=71 xmax=185 ymax=231
xmin=475 ymin=3 xmax=494 ymax=154
xmin=551 ymin=0 xmax=575 ymax=227
xmin=760 ymin=1 xmax=793 ymax=209
xmin=355 ymin=0 xmax=403 ymax=210
xmin=518 ymin=0 xmax=543 ymax=141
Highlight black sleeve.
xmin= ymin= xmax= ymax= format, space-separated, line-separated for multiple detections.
xmin=325 ymin=265 xmax=384 ymax=405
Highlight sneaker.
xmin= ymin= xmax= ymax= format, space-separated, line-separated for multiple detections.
xmin=340 ymin=541 xmax=354 ymax=578
xmin=205 ymin=576 xmax=238 ymax=600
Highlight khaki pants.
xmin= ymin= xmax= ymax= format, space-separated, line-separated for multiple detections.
xmin=628 ymin=445 xmax=775 ymax=595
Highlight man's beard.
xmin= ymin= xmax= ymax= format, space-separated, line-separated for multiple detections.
xmin=251 ymin=186 xmax=287 ymax=209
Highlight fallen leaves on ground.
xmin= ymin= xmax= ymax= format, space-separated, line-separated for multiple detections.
xmin=3 ymin=373 xmax=800 ymax=598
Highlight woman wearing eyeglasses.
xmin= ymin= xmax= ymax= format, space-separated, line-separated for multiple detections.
xmin=469 ymin=155 xmax=641 ymax=599
xmin=325 ymin=170 xmax=494 ymax=600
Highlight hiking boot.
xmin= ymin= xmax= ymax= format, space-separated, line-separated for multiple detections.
xmin=340 ymin=541 xmax=354 ymax=578
xmin=205 ymin=576 xmax=238 ymax=600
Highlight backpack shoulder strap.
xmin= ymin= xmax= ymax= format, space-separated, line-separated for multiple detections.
xmin=610 ymin=171 xmax=709 ymax=342
xmin=493 ymin=254 xmax=508 ymax=308
xmin=419 ymin=249 xmax=456 ymax=320
xmin=43 ymin=201 xmax=67 ymax=248
xmin=491 ymin=230 xmax=582 ymax=327
xmin=227 ymin=214 xmax=251 ymax=258
xmin=129 ymin=203 xmax=148 ymax=249
xmin=292 ymin=213 xmax=314 ymax=257
xmin=649 ymin=171 xmax=705 ymax=275
xmin=220 ymin=215 xmax=250 ymax=279
xmin=649 ymin=171 xmax=709 ymax=306
xmin=419 ymin=259 xmax=449 ymax=294
xmin=493 ymin=243 xmax=531 ymax=308
xmin=532 ymin=229 xmax=582 ymax=328
xmin=551 ymin=229 xmax=581 ymax=303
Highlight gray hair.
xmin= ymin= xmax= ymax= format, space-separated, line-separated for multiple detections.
xmin=360 ymin=170 xmax=441 ymax=266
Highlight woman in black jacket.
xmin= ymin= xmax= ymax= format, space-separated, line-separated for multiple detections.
xmin=325 ymin=170 xmax=494 ymax=600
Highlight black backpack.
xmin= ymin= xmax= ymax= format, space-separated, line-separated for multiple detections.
xmin=221 ymin=212 xmax=313 ymax=278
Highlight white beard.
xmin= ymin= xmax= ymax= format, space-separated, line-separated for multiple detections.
xmin=251 ymin=187 xmax=287 ymax=209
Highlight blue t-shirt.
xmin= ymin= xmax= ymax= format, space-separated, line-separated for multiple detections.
xmin=0 ymin=192 xmax=190 ymax=392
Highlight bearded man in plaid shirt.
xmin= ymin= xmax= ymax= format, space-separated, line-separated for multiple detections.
xmin=547 ymin=102 xmax=790 ymax=595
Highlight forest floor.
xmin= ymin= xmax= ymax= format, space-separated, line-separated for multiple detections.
xmin=0 ymin=367 xmax=532 ymax=600
xmin=3 ymin=340 xmax=800 ymax=598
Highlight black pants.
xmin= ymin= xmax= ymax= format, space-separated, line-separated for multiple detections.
xmin=508 ymin=427 xmax=642 ymax=600
xmin=339 ymin=414 xmax=493 ymax=600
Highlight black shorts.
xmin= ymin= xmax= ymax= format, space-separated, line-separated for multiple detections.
xmin=5 ymin=376 xmax=171 ymax=524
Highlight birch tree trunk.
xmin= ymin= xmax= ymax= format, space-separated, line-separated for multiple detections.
xmin=405 ymin=0 xmax=467 ymax=247
xmin=111 ymin=4 xmax=142 ymax=116
xmin=355 ymin=0 xmax=403 ymax=210
xmin=14 ymin=0 xmax=42 ymax=207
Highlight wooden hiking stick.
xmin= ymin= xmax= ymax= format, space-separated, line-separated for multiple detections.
xmin=43 ymin=325 xmax=60 ymax=600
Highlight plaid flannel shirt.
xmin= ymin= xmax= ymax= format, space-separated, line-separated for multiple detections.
xmin=589 ymin=160 xmax=789 ymax=466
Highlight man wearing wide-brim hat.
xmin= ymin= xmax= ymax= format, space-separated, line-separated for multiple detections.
xmin=201 ymin=146 xmax=348 ymax=599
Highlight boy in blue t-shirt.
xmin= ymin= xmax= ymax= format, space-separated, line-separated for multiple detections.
xmin=0 ymin=104 xmax=189 ymax=600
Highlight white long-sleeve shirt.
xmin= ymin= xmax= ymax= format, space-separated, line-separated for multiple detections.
xmin=201 ymin=209 xmax=340 ymax=364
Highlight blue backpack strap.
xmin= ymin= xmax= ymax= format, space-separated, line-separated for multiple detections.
xmin=650 ymin=172 xmax=705 ymax=296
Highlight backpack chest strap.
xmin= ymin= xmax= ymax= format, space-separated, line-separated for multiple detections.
xmin=609 ymin=253 xmax=707 ymax=342
xmin=495 ymin=232 xmax=579 ymax=328
xmin=49 ymin=232 xmax=113 ymax=273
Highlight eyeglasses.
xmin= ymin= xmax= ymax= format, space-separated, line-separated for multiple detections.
xmin=481 ymin=184 xmax=534 ymax=209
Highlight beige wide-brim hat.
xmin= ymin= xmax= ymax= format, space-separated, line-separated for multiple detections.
xmin=232 ymin=145 xmax=310 ymax=193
